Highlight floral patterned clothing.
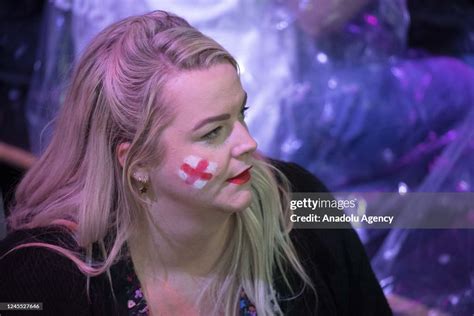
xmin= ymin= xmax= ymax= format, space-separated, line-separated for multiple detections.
xmin=121 ymin=256 xmax=257 ymax=316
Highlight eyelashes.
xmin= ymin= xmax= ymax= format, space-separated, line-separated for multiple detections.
xmin=202 ymin=126 xmax=223 ymax=140
xmin=201 ymin=105 xmax=250 ymax=141
xmin=240 ymin=105 xmax=249 ymax=119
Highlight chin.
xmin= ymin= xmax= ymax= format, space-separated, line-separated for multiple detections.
xmin=218 ymin=190 xmax=253 ymax=213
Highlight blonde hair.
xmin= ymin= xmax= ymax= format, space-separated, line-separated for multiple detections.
xmin=5 ymin=11 xmax=314 ymax=315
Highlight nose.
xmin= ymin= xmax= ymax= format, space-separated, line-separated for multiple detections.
xmin=231 ymin=121 xmax=258 ymax=158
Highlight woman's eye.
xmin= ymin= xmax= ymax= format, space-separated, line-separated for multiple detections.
xmin=202 ymin=126 xmax=222 ymax=140
xmin=240 ymin=106 xmax=250 ymax=119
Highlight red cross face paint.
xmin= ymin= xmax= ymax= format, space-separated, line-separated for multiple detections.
xmin=178 ymin=155 xmax=217 ymax=189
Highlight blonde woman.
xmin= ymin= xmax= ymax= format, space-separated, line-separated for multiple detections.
xmin=0 ymin=11 xmax=391 ymax=316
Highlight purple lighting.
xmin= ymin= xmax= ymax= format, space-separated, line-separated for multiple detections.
xmin=364 ymin=14 xmax=378 ymax=26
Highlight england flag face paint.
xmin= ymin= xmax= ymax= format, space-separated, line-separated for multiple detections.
xmin=178 ymin=155 xmax=217 ymax=189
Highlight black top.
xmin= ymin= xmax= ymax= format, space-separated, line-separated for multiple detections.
xmin=0 ymin=161 xmax=392 ymax=315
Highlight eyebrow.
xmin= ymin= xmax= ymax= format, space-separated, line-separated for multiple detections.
xmin=192 ymin=92 xmax=247 ymax=131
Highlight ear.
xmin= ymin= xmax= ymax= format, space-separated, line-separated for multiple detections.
xmin=117 ymin=142 xmax=131 ymax=168
xmin=117 ymin=143 xmax=148 ymax=182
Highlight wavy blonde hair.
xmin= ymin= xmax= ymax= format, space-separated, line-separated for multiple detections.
xmin=6 ymin=10 xmax=315 ymax=315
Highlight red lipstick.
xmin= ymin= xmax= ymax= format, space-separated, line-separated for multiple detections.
xmin=226 ymin=167 xmax=252 ymax=185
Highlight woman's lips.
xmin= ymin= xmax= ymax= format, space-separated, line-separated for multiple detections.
xmin=226 ymin=167 xmax=252 ymax=185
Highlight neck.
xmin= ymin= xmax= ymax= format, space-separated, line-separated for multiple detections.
xmin=129 ymin=199 xmax=235 ymax=279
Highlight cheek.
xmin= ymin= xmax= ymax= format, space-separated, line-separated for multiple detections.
xmin=177 ymin=155 xmax=218 ymax=190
